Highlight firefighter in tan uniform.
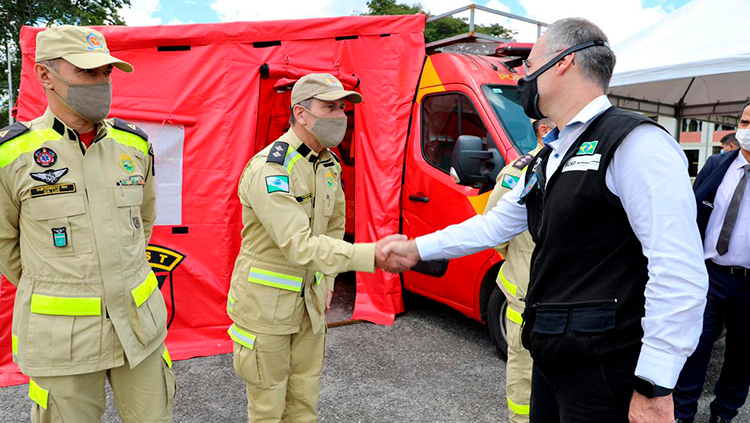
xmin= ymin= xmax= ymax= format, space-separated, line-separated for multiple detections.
xmin=483 ymin=118 xmax=553 ymax=423
xmin=0 ymin=26 xmax=175 ymax=422
xmin=228 ymin=74 xmax=401 ymax=422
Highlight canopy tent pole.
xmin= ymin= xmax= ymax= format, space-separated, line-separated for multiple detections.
xmin=6 ymin=42 xmax=12 ymax=124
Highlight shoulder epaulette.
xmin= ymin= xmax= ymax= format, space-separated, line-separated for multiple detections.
xmin=266 ymin=141 xmax=289 ymax=166
xmin=329 ymin=149 xmax=341 ymax=163
xmin=0 ymin=122 xmax=30 ymax=147
xmin=113 ymin=118 xmax=149 ymax=141
xmin=512 ymin=153 xmax=534 ymax=170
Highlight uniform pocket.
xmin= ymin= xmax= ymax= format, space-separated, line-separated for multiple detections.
xmin=127 ymin=271 xmax=167 ymax=346
xmin=26 ymin=292 xmax=102 ymax=365
xmin=113 ymin=186 xmax=145 ymax=246
xmin=26 ymin=195 xmax=93 ymax=257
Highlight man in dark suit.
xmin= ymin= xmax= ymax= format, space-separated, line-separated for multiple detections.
xmin=674 ymin=100 xmax=750 ymax=423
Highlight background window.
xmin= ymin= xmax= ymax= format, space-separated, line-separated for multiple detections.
xmin=422 ymin=93 xmax=491 ymax=173
xmin=684 ymin=149 xmax=700 ymax=177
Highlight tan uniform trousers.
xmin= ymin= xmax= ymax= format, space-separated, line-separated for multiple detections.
xmin=29 ymin=343 xmax=176 ymax=423
xmin=233 ymin=308 xmax=325 ymax=423
xmin=506 ymin=303 xmax=532 ymax=423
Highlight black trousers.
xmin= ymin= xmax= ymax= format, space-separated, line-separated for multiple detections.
xmin=530 ymin=357 xmax=637 ymax=423
xmin=673 ymin=262 xmax=750 ymax=421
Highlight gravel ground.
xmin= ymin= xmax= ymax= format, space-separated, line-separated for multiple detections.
xmin=1 ymin=277 xmax=748 ymax=422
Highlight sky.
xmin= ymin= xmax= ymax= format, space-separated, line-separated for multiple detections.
xmin=119 ymin=0 xmax=693 ymax=45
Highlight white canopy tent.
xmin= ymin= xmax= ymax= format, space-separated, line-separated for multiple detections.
xmin=608 ymin=0 xmax=750 ymax=133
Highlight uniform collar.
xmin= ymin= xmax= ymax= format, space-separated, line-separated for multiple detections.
xmin=732 ymin=148 xmax=750 ymax=171
xmin=283 ymin=128 xmax=331 ymax=163
xmin=42 ymin=108 xmax=107 ymax=144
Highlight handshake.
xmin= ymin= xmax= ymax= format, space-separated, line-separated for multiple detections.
xmin=374 ymin=234 xmax=421 ymax=273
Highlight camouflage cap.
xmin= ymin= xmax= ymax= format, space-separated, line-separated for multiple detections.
xmin=291 ymin=73 xmax=362 ymax=106
xmin=36 ymin=25 xmax=133 ymax=73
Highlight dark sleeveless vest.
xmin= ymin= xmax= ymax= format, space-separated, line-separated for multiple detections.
xmin=520 ymin=107 xmax=666 ymax=367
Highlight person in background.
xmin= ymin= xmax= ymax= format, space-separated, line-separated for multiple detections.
xmin=673 ymin=101 xmax=750 ymax=423
xmin=719 ymin=133 xmax=740 ymax=154
xmin=483 ymin=117 xmax=553 ymax=423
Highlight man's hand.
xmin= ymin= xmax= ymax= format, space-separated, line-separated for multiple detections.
xmin=629 ymin=392 xmax=674 ymax=423
xmin=375 ymin=235 xmax=419 ymax=273
xmin=326 ymin=290 xmax=333 ymax=313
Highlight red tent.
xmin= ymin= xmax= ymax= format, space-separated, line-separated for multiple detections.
xmin=0 ymin=14 xmax=425 ymax=387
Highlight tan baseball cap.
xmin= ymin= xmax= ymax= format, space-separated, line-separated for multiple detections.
xmin=291 ymin=73 xmax=362 ymax=106
xmin=36 ymin=25 xmax=133 ymax=73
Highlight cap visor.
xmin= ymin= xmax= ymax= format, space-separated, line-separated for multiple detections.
xmin=315 ymin=90 xmax=363 ymax=104
xmin=63 ymin=52 xmax=134 ymax=73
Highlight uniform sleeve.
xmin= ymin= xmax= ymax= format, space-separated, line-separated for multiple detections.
xmin=0 ymin=169 xmax=22 ymax=285
xmin=141 ymin=144 xmax=157 ymax=245
xmin=241 ymin=162 xmax=375 ymax=274
xmin=324 ymin=172 xmax=347 ymax=292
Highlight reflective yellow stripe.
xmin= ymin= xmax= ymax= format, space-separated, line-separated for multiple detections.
xmin=29 ymin=379 xmax=49 ymax=409
xmin=11 ymin=334 xmax=18 ymax=355
xmin=498 ymin=267 xmax=518 ymax=297
xmin=162 ymin=348 xmax=172 ymax=368
xmin=227 ymin=293 xmax=235 ymax=314
xmin=507 ymin=396 xmax=529 ymax=415
xmin=132 ymin=271 xmax=158 ymax=307
xmin=0 ymin=128 xmax=59 ymax=168
xmin=284 ymin=150 xmax=303 ymax=173
xmin=227 ymin=324 xmax=256 ymax=350
xmin=506 ymin=307 xmax=524 ymax=325
xmin=315 ymin=272 xmax=323 ymax=286
xmin=109 ymin=127 xmax=149 ymax=155
xmin=30 ymin=294 xmax=101 ymax=316
xmin=248 ymin=267 xmax=303 ymax=292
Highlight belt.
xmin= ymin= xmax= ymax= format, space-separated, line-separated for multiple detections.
xmin=707 ymin=260 xmax=750 ymax=278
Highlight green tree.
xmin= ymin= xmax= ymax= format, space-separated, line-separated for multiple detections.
xmin=0 ymin=0 xmax=131 ymax=127
xmin=365 ymin=0 xmax=516 ymax=44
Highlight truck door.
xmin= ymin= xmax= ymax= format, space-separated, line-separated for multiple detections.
xmin=401 ymin=85 xmax=503 ymax=316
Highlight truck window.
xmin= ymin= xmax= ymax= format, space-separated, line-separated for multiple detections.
xmin=422 ymin=93 xmax=492 ymax=174
xmin=482 ymin=85 xmax=537 ymax=155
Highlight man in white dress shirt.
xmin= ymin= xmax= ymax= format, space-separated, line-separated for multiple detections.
xmin=382 ymin=18 xmax=708 ymax=423
xmin=673 ymin=101 xmax=750 ymax=423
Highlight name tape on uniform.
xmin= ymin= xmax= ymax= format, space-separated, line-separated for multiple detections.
xmin=562 ymin=154 xmax=601 ymax=173
xmin=30 ymin=183 xmax=76 ymax=198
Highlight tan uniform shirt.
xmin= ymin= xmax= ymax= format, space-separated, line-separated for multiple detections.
xmin=228 ymin=128 xmax=375 ymax=336
xmin=0 ymin=109 xmax=165 ymax=377
xmin=484 ymin=145 xmax=544 ymax=310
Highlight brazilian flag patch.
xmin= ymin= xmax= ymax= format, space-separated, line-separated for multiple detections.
xmin=501 ymin=174 xmax=520 ymax=190
xmin=266 ymin=175 xmax=290 ymax=193
xmin=577 ymin=141 xmax=599 ymax=155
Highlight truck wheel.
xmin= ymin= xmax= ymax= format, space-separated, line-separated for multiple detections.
xmin=487 ymin=285 xmax=509 ymax=360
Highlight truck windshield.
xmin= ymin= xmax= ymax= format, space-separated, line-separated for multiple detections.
xmin=482 ymin=85 xmax=537 ymax=155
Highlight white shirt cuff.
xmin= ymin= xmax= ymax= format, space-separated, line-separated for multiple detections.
xmin=634 ymin=343 xmax=688 ymax=389
xmin=415 ymin=234 xmax=441 ymax=261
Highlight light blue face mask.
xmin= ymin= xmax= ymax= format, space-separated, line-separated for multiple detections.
xmin=720 ymin=149 xmax=727 ymax=154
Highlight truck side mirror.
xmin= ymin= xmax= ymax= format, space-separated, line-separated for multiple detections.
xmin=450 ymin=135 xmax=504 ymax=193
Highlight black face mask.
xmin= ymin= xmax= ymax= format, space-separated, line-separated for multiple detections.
xmin=517 ymin=40 xmax=609 ymax=120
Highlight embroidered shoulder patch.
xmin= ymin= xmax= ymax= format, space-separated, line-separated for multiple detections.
xmin=0 ymin=122 xmax=30 ymax=147
xmin=267 ymin=141 xmax=289 ymax=166
xmin=113 ymin=118 xmax=148 ymax=141
xmin=577 ymin=141 xmax=599 ymax=155
xmin=512 ymin=153 xmax=533 ymax=169
xmin=266 ymin=175 xmax=290 ymax=193
xmin=500 ymin=174 xmax=520 ymax=190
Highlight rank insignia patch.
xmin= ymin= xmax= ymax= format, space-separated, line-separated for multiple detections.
xmin=30 ymin=168 xmax=68 ymax=185
xmin=513 ymin=153 xmax=534 ymax=169
xmin=34 ymin=147 xmax=57 ymax=167
xmin=501 ymin=174 xmax=520 ymax=190
xmin=52 ymin=227 xmax=68 ymax=248
xmin=266 ymin=175 xmax=290 ymax=193
xmin=577 ymin=141 xmax=599 ymax=156
xmin=30 ymin=183 xmax=76 ymax=198
xmin=120 ymin=154 xmax=135 ymax=174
